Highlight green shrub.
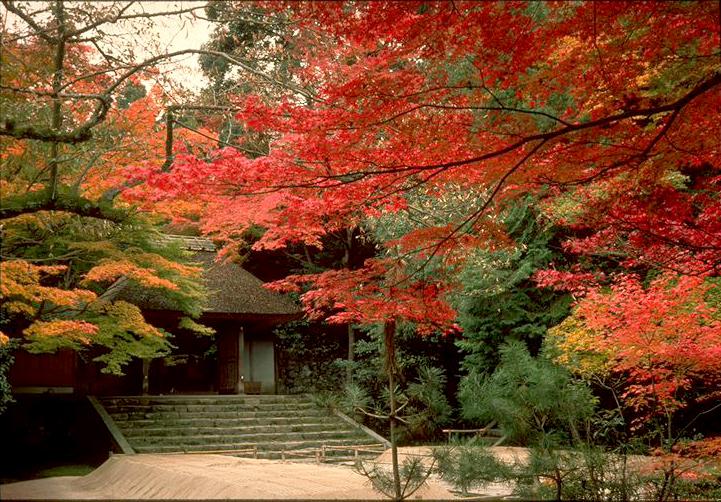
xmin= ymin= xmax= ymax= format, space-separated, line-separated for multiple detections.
xmin=0 ymin=337 xmax=17 ymax=415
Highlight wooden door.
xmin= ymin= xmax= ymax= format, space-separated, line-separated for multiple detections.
xmin=217 ymin=331 xmax=240 ymax=394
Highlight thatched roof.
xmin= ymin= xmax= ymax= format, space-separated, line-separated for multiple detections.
xmin=114 ymin=236 xmax=301 ymax=320
xmin=194 ymin=251 xmax=300 ymax=316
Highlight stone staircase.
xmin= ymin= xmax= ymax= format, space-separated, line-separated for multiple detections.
xmin=99 ymin=394 xmax=387 ymax=463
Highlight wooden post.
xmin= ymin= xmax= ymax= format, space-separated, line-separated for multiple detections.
xmin=141 ymin=358 xmax=150 ymax=395
xmin=238 ymin=327 xmax=245 ymax=394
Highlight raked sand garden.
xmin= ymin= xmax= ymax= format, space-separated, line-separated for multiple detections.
xmin=1 ymin=447 xmax=516 ymax=500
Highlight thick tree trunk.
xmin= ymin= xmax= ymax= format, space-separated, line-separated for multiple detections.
xmin=384 ymin=319 xmax=402 ymax=500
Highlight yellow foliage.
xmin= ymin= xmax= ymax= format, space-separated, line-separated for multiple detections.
xmin=0 ymin=261 xmax=66 ymax=285
xmin=2 ymin=212 xmax=72 ymax=231
xmin=0 ymin=333 xmax=9 ymax=345
xmin=68 ymin=240 xmax=123 ymax=257
xmin=92 ymin=300 xmax=164 ymax=338
xmin=546 ymin=316 xmax=613 ymax=379
xmin=0 ymin=178 xmax=36 ymax=195
xmin=178 ymin=316 xmax=215 ymax=336
xmin=548 ymin=35 xmax=584 ymax=63
xmin=3 ymin=301 xmax=36 ymax=316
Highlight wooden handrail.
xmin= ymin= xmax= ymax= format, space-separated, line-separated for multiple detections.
xmin=164 ymin=446 xmax=258 ymax=457
xmin=87 ymin=396 xmax=135 ymax=455
xmin=278 ymin=443 xmax=386 ymax=463
xmin=442 ymin=421 xmax=505 ymax=444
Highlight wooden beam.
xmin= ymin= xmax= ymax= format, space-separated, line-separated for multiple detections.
xmin=334 ymin=409 xmax=391 ymax=449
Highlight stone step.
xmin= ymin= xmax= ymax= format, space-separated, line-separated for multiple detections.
xmin=102 ymin=395 xmax=314 ymax=407
xmin=103 ymin=402 xmax=319 ymax=414
xmin=98 ymin=395 xmax=386 ymax=461
xmin=121 ymin=422 xmax=352 ymax=437
xmin=129 ymin=430 xmax=368 ymax=446
xmin=102 ymin=402 xmax=317 ymax=412
xmin=109 ymin=409 xmax=331 ymax=421
xmin=115 ymin=415 xmax=341 ymax=429
xmin=132 ymin=437 xmax=381 ymax=454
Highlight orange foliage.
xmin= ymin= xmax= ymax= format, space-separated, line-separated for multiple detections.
xmin=23 ymin=320 xmax=99 ymax=345
xmin=82 ymin=260 xmax=180 ymax=291
xmin=549 ymin=273 xmax=721 ymax=423
xmin=0 ymin=260 xmax=97 ymax=316
xmin=134 ymin=253 xmax=202 ymax=278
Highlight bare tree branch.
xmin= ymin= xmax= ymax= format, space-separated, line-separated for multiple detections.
xmin=0 ymin=46 xmax=323 ymax=144
xmin=2 ymin=0 xmax=55 ymax=42
xmin=188 ymin=49 xmax=319 ymax=102
xmin=63 ymin=1 xmax=137 ymax=39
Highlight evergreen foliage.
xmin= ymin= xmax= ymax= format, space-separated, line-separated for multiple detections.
xmin=455 ymin=199 xmax=571 ymax=375
xmin=433 ymin=439 xmax=504 ymax=496
xmin=458 ymin=340 xmax=596 ymax=444
xmin=274 ymin=320 xmax=346 ymax=394
xmin=339 ymin=382 xmax=372 ymax=419
xmin=447 ymin=342 xmax=651 ymax=500
xmin=434 ymin=440 xmax=647 ymax=501
xmin=404 ymin=366 xmax=453 ymax=441
xmin=339 ymin=323 xmax=454 ymax=442
xmin=355 ymin=455 xmax=434 ymax=501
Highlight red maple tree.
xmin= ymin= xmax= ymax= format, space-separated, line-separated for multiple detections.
xmin=139 ymin=1 xmax=720 ymax=327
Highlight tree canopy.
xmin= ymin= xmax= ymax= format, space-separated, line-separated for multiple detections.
xmin=3 ymin=0 xmax=720 ymax=431
xmin=139 ymin=1 xmax=720 ymax=330
xmin=2 ymin=2 xmax=721 ymax=498
xmin=0 ymin=1 xmax=213 ymax=373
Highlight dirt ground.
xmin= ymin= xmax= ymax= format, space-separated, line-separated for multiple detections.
xmin=0 ymin=448 xmax=487 ymax=500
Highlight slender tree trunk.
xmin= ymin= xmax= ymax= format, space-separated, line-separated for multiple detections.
xmin=347 ymin=323 xmax=355 ymax=384
xmin=49 ymin=0 xmax=67 ymax=201
xmin=384 ymin=319 xmax=402 ymax=500
xmin=343 ymin=228 xmax=355 ymax=385
xmin=162 ymin=108 xmax=174 ymax=171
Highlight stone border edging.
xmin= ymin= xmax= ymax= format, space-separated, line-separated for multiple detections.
xmin=87 ymin=395 xmax=135 ymax=455
xmin=333 ymin=409 xmax=391 ymax=449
